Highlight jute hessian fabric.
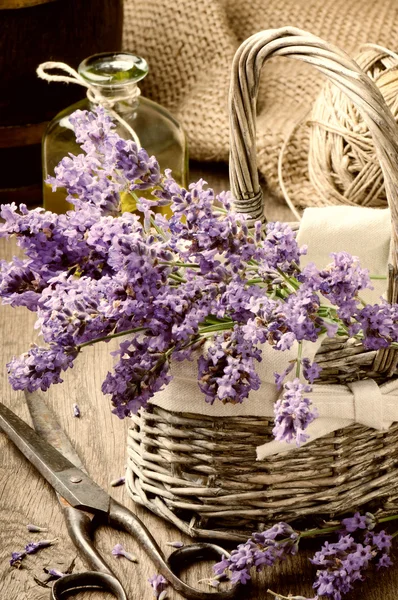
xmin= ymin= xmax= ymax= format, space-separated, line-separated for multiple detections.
xmin=123 ymin=0 xmax=398 ymax=211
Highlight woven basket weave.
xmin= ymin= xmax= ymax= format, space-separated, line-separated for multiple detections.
xmin=125 ymin=27 xmax=398 ymax=542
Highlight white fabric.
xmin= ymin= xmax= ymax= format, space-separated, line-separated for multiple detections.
xmin=149 ymin=206 xmax=393 ymax=459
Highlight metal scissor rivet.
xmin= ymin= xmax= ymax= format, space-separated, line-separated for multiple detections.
xmin=70 ymin=475 xmax=82 ymax=483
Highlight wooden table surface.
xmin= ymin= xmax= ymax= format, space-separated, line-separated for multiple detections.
xmin=1 ymin=165 xmax=397 ymax=599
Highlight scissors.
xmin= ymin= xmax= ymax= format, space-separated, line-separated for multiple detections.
xmin=0 ymin=392 xmax=240 ymax=600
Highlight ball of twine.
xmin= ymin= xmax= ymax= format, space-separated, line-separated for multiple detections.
xmin=308 ymin=44 xmax=398 ymax=209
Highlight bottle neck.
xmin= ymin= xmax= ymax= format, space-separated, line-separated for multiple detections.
xmin=86 ymin=82 xmax=141 ymax=115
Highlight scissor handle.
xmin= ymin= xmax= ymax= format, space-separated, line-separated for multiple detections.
xmin=58 ymin=499 xmax=239 ymax=600
xmin=51 ymin=571 xmax=127 ymax=599
xmin=63 ymin=505 xmax=116 ymax=575
xmin=108 ymin=498 xmax=240 ymax=600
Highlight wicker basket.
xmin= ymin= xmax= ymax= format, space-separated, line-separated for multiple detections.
xmin=125 ymin=27 xmax=398 ymax=542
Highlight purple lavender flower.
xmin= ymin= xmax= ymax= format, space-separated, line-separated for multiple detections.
xmin=377 ymin=553 xmax=393 ymax=569
xmin=111 ymin=543 xmax=137 ymax=562
xmin=355 ymin=302 xmax=398 ymax=350
xmin=274 ymin=362 xmax=295 ymax=390
xmin=365 ymin=529 xmax=392 ymax=552
xmin=273 ymin=378 xmax=317 ymax=445
xmin=213 ymin=522 xmax=298 ymax=585
xmin=311 ymin=527 xmax=392 ymax=600
xmin=307 ymin=252 xmax=371 ymax=321
xmin=0 ymin=203 xmax=104 ymax=292
xmin=115 ymin=139 xmax=161 ymax=191
xmin=25 ymin=538 xmax=57 ymax=554
xmin=50 ymin=107 xmax=161 ymax=212
xmin=47 ymin=152 xmax=122 ymax=216
xmin=148 ymin=574 xmax=168 ymax=598
xmin=7 ymin=345 xmax=78 ymax=393
xmin=0 ymin=258 xmax=42 ymax=311
xmin=301 ymin=358 xmax=322 ymax=384
xmin=262 ymin=221 xmax=307 ymax=273
xmin=69 ymin=107 xmax=119 ymax=160
xmin=217 ymin=514 xmax=394 ymax=600
xmin=36 ymin=274 xmax=115 ymax=347
xmin=244 ymin=284 xmax=321 ymax=352
xmin=219 ymin=279 xmax=265 ymax=323
xmin=341 ymin=512 xmax=375 ymax=533
xmin=157 ymin=174 xmax=255 ymax=267
xmin=73 ymin=403 xmax=81 ymax=418
xmin=10 ymin=551 xmax=26 ymax=567
xmin=102 ymin=338 xmax=173 ymax=418
xmin=279 ymin=286 xmax=321 ymax=345
xmin=198 ymin=327 xmax=261 ymax=405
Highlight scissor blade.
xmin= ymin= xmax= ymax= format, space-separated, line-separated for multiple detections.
xmin=0 ymin=401 xmax=110 ymax=515
xmin=24 ymin=391 xmax=86 ymax=473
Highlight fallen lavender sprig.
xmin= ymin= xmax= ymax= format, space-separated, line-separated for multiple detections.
xmin=110 ymin=476 xmax=125 ymax=487
xmin=148 ymin=574 xmax=168 ymax=598
xmin=25 ymin=538 xmax=58 ymax=555
xmin=214 ymin=511 xmax=398 ymax=599
xmin=165 ymin=541 xmax=184 ymax=548
xmin=111 ymin=543 xmax=137 ymax=562
xmin=10 ymin=538 xmax=57 ymax=568
xmin=1 ymin=107 xmax=397 ymax=447
xmin=27 ymin=524 xmax=48 ymax=533
xmin=10 ymin=551 xmax=26 ymax=568
xmin=44 ymin=567 xmax=66 ymax=579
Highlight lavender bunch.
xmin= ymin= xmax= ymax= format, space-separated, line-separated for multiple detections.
xmin=214 ymin=511 xmax=396 ymax=599
xmin=1 ymin=107 xmax=397 ymax=447
xmin=213 ymin=523 xmax=299 ymax=585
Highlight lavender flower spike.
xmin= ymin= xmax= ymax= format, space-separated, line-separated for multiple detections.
xmin=112 ymin=543 xmax=138 ymax=562
xmin=311 ymin=527 xmax=393 ymax=600
xmin=214 ymin=522 xmax=299 ymax=586
xmin=148 ymin=574 xmax=168 ymax=598
xmin=25 ymin=538 xmax=58 ymax=555
xmin=273 ymin=378 xmax=317 ymax=446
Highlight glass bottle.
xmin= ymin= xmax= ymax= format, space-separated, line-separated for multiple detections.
xmin=42 ymin=52 xmax=188 ymax=214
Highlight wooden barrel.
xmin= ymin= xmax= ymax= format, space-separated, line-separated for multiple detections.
xmin=0 ymin=0 xmax=123 ymax=205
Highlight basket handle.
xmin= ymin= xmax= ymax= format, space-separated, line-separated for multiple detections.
xmin=228 ymin=26 xmax=398 ymax=266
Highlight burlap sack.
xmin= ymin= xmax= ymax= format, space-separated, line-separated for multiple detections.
xmin=123 ymin=0 xmax=398 ymax=209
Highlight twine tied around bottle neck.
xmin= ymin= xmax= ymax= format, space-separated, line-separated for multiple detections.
xmin=37 ymin=61 xmax=141 ymax=147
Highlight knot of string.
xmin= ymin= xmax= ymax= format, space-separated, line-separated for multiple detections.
xmin=37 ymin=61 xmax=140 ymax=147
